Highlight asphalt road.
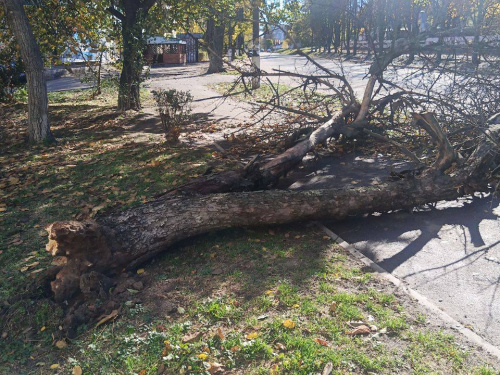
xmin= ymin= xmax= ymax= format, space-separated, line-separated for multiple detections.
xmin=46 ymin=76 xmax=91 ymax=92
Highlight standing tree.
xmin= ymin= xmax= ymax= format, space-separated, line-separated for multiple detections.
xmin=205 ymin=7 xmax=227 ymax=74
xmin=107 ymin=0 xmax=157 ymax=110
xmin=1 ymin=0 xmax=54 ymax=143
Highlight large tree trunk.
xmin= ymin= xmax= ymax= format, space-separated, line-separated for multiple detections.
xmin=108 ymin=0 xmax=156 ymax=111
xmin=118 ymin=3 xmax=142 ymax=111
xmin=2 ymin=0 xmax=54 ymax=143
xmin=42 ymin=120 xmax=499 ymax=335
xmin=205 ymin=14 xmax=226 ymax=74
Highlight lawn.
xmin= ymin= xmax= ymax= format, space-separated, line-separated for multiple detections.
xmin=0 ymin=86 xmax=498 ymax=374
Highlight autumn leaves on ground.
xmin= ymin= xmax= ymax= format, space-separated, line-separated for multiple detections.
xmin=0 ymin=88 xmax=498 ymax=374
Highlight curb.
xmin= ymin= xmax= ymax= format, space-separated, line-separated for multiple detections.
xmin=316 ymin=222 xmax=500 ymax=363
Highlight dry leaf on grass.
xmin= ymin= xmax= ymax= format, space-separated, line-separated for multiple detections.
xmin=346 ymin=324 xmax=371 ymax=335
xmin=314 ymin=338 xmax=329 ymax=346
xmin=208 ymin=362 xmax=223 ymax=374
xmin=182 ymin=331 xmax=203 ymax=343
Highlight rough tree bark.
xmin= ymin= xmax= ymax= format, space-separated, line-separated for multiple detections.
xmin=2 ymin=0 xmax=54 ymax=143
xmin=205 ymin=11 xmax=226 ymax=74
xmin=108 ymin=0 xmax=156 ymax=111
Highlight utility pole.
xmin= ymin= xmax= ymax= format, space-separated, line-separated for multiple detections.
xmin=251 ymin=0 xmax=260 ymax=89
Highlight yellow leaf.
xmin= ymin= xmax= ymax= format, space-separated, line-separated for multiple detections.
xmin=265 ymin=290 xmax=274 ymax=295
xmin=50 ymin=364 xmax=59 ymax=369
xmin=246 ymin=332 xmax=259 ymax=340
xmin=40 ymin=326 xmax=46 ymax=332
xmin=292 ymin=304 xmax=300 ymax=308
xmin=73 ymin=365 xmax=83 ymax=375
xmin=197 ymin=353 xmax=208 ymax=360
xmin=137 ymin=268 xmax=145 ymax=275
xmin=0 ymin=207 xmax=6 ymax=212
xmin=283 ymin=319 xmax=296 ymax=329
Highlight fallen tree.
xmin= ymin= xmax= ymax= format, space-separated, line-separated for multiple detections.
xmin=43 ymin=115 xmax=499 ymax=335
xmin=40 ymin=30 xmax=500 ymax=335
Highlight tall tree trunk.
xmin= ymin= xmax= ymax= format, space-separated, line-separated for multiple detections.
xmin=2 ymin=0 xmax=54 ymax=143
xmin=206 ymin=13 xmax=226 ymax=74
xmin=108 ymin=0 xmax=156 ymax=111
xmin=118 ymin=5 xmax=141 ymax=111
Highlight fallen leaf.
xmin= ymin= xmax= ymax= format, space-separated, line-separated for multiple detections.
xmin=95 ymin=309 xmax=119 ymax=328
xmin=40 ymin=326 xmax=46 ymax=332
xmin=197 ymin=353 xmax=208 ymax=360
xmin=136 ymin=268 xmax=145 ymax=275
xmin=322 ymin=361 xmax=334 ymax=375
xmin=315 ymin=338 xmax=329 ymax=346
xmin=162 ymin=340 xmax=171 ymax=355
xmin=275 ymin=342 xmax=286 ymax=351
xmin=246 ymin=332 xmax=259 ymax=340
xmin=283 ymin=319 xmax=296 ymax=329
xmin=216 ymin=327 xmax=224 ymax=340
xmin=292 ymin=304 xmax=300 ymax=308
xmin=346 ymin=324 xmax=371 ymax=335
xmin=329 ymin=302 xmax=338 ymax=314
xmin=0 ymin=207 xmax=6 ymax=212
xmin=138 ymin=370 xmax=147 ymax=375
xmin=50 ymin=363 xmax=59 ymax=369
xmin=73 ymin=365 xmax=83 ymax=375
xmin=182 ymin=331 xmax=203 ymax=343
xmin=55 ymin=339 xmax=67 ymax=349
xmin=208 ymin=362 xmax=223 ymax=374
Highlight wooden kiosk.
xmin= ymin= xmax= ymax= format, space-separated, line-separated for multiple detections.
xmin=145 ymin=37 xmax=187 ymax=65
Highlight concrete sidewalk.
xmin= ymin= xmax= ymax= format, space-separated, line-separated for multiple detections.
xmin=328 ymin=195 xmax=500 ymax=349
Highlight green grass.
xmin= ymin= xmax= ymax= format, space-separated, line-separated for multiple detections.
xmin=0 ymin=89 xmax=498 ymax=374
xmin=2 ymin=225 xmax=492 ymax=374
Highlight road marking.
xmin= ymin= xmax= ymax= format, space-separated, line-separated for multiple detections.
xmin=316 ymin=221 xmax=500 ymax=363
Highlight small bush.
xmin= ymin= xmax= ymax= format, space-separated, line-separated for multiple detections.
xmin=152 ymin=89 xmax=193 ymax=142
